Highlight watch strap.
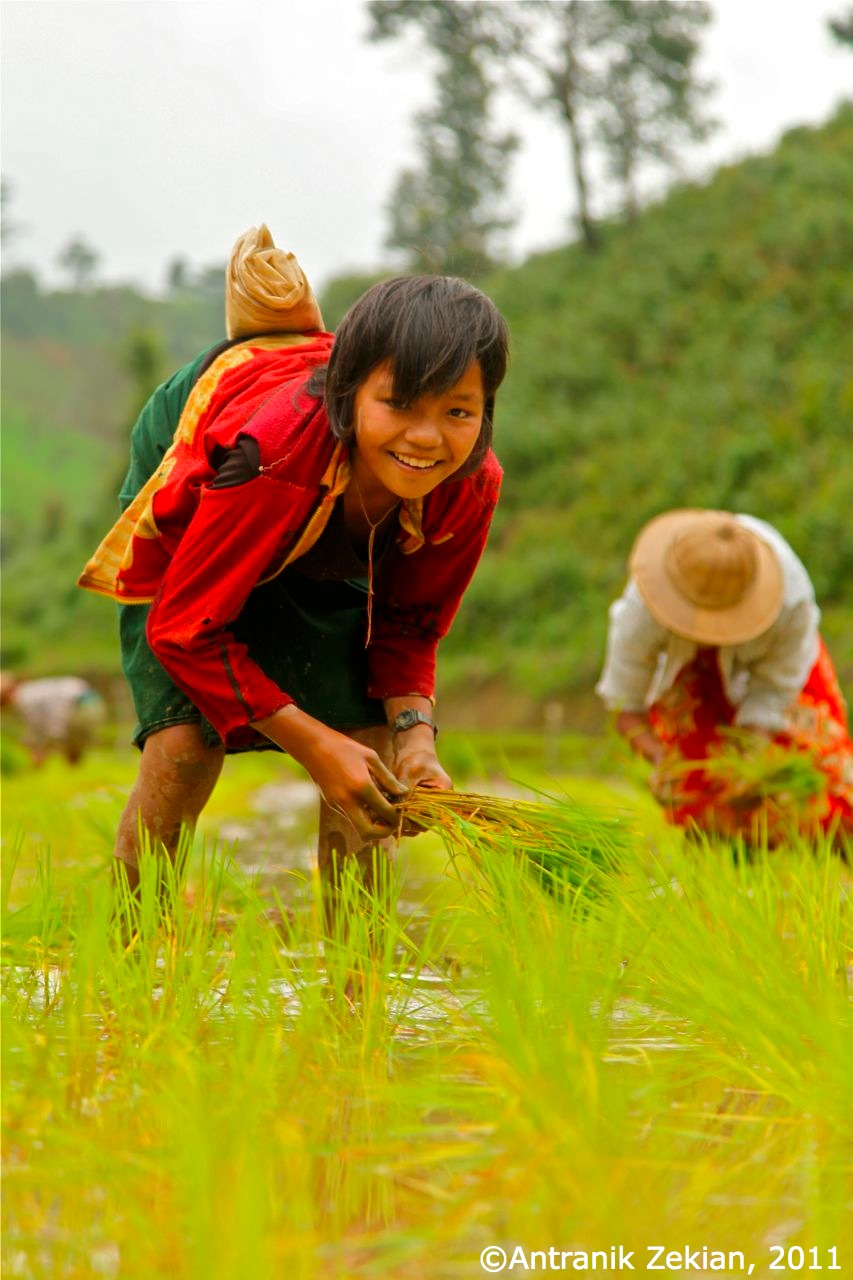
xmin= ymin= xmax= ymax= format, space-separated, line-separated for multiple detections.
xmin=389 ymin=709 xmax=438 ymax=738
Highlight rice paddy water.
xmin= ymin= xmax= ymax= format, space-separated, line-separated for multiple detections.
xmin=1 ymin=744 xmax=850 ymax=1278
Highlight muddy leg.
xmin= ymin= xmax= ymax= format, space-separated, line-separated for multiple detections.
xmin=317 ymin=801 xmax=396 ymax=897
xmin=114 ymin=723 xmax=225 ymax=894
xmin=316 ymin=726 xmax=397 ymax=987
xmin=316 ymin=724 xmax=397 ymax=888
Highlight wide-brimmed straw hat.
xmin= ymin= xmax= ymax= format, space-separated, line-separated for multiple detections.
xmin=629 ymin=509 xmax=784 ymax=644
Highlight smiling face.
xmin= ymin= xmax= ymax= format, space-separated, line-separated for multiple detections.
xmin=349 ymin=359 xmax=485 ymax=506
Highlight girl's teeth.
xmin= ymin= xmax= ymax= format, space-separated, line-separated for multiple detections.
xmin=393 ymin=453 xmax=435 ymax=469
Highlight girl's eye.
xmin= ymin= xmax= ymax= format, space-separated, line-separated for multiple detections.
xmin=448 ymin=407 xmax=473 ymax=420
xmin=384 ymin=398 xmax=407 ymax=411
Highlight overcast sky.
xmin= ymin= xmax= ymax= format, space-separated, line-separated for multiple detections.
xmin=1 ymin=0 xmax=850 ymax=294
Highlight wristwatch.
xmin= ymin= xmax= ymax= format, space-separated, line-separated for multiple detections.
xmin=389 ymin=709 xmax=438 ymax=738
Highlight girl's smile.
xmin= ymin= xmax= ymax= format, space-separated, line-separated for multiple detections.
xmin=388 ymin=452 xmax=440 ymax=471
xmin=349 ymin=359 xmax=485 ymax=510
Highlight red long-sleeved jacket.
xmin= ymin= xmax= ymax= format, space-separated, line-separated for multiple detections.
xmin=143 ymin=375 xmax=501 ymax=745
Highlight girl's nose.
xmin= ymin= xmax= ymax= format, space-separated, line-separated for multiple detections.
xmin=403 ymin=413 xmax=443 ymax=447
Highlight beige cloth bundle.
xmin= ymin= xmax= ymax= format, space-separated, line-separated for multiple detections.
xmin=225 ymin=224 xmax=324 ymax=339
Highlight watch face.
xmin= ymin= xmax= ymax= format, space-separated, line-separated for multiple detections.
xmin=392 ymin=710 xmax=436 ymax=735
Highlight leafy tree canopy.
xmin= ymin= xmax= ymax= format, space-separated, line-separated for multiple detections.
xmin=368 ymin=0 xmax=518 ymax=276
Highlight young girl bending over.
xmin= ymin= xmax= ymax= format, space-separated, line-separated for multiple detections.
xmin=80 ymin=274 xmax=509 ymax=890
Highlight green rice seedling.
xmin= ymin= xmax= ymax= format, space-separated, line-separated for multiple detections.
xmin=661 ymin=731 xmax=827 ymax=807
xmin=621 ymin=835 xmax=852 ymax=1113
xmin=397 ymin=787 xmax=633 ymax=900
xmin=3 ymin=748 xmax=852 ymax=1277
xmin=2 ymin=844 xmax=67 ymax=956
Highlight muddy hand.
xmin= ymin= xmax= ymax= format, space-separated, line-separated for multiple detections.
xmin=348 ymin=757 xmax=409 ymax=841
xmin=392 ymin=749 xmax=453 ymax=837
xmin=292 ymin=725 xmax=407 ymax=842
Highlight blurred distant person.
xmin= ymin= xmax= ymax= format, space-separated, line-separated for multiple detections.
xmin=597 ymin=510 xmax=852 ymax=846
xmin=1 ymin=673 xmax=106 ymax=766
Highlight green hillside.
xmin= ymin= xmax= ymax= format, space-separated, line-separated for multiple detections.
xmin=1 ymin=284 xmax=222 ymax=673
xmin=449 ymin=104 xmax=853 ymax=719
xmin=2 ymin=106 xmax=851 ymax=722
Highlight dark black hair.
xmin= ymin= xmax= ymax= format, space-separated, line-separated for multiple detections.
xmin=306 ymin=275 xmax=509 ymax=478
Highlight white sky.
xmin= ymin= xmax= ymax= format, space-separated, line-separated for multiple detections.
xmin=1 ymin=0 xmax=850 ymax=294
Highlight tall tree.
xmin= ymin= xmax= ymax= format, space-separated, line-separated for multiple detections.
xmin=828 ymin=6 xmax=853 ymax=46
xmin=591 ymin=1 xmax=714 ymax=221
xmin=1 ymin=176 xmax=22 ymax=250
xmin=499 ymin=1 xmax=603 ymax=249
xmin=57 ymin=235 xmax=99 ymax=291
xmin=462 ymin=1 xmax=715 ymax=247
xmin=166 ymin=256 xmax=190 ymax=294
xmin=367 ymin=0 xmax=518 ymax=277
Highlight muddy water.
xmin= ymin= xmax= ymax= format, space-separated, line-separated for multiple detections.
xmin=217 ymin=776 xmax=439 ymax=915
xmin=215 ymin=774 xmax=455 ymax=992
xmin=208 ymin=776 xmax=511 ymax=1043
xmin=211 ymin=779 xmax=689 ymax=1056
xmin=216 ymin=778 xmax=320 ymax=904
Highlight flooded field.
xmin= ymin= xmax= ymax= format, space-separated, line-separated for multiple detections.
xmin=2 ymin=746 xmax=851 ymax=1279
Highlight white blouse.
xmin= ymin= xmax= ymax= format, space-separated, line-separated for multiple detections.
xmin=595 ymin=515 xmax=821 ymax=732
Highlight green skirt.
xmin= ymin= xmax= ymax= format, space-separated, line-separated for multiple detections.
xmin=119 ymin=571 xmax=385 ymax=751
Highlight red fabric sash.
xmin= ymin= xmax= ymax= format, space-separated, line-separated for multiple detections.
xmin=648 ymin=639 xmax=852 ymax=842
xmin=78 ymin=335 xmax=335 ymax=603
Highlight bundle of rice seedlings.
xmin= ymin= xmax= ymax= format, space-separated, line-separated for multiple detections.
xmin=661 ymin=735 xmax=826 ymax=809
xmin=396 ymin=788 xmax=632 ymax=896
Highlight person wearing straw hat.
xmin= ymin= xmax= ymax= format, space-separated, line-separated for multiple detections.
xmin=79 ymin=229 xmax=510 ymax=895
xmin=596 ymin=510 xmax=852 ymax=845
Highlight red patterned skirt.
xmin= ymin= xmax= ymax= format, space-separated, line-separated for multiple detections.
xmin=648 ymin=640 xmax=853 ymax=844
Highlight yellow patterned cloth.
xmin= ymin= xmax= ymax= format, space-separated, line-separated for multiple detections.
xmin=78 ymin=335 xmax=330 ymax=602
